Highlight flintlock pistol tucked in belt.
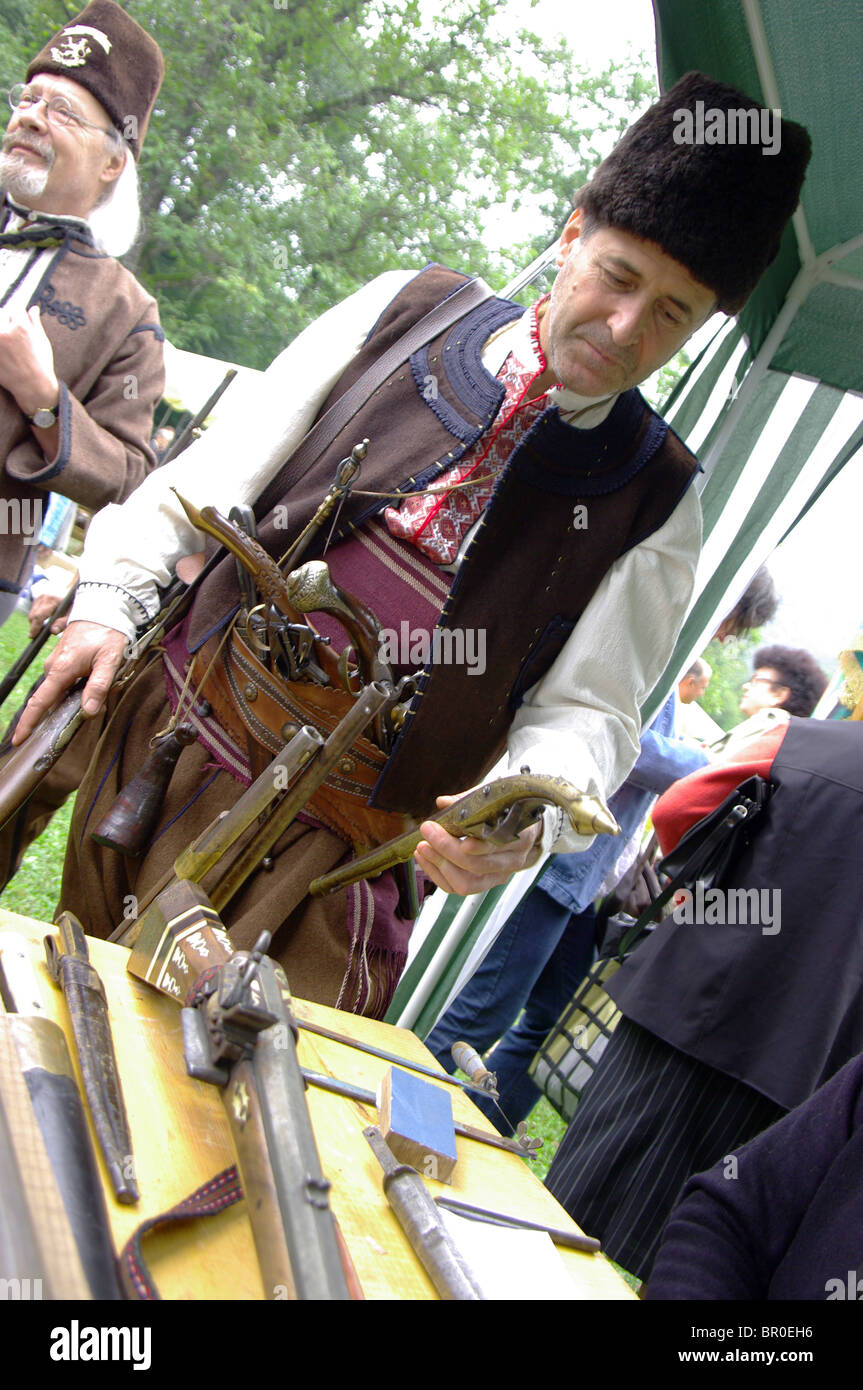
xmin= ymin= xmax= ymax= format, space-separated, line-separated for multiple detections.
xmin=173 ymin=491 xmax=335 ymax=682
xmin=173 ymin=492 xmax=391 ymax=694
xmin=309 ymin=771 xmax=620 ymax=896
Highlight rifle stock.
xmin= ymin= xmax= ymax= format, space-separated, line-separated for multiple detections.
xmin=128 ymin=905 xmax=351 ymax=1300
xmin=0 ymin=688 xmax=86 ymax=833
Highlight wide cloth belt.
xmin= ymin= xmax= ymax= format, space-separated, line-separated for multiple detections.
xmin=192 ymin=628 xmax=410 ymax=853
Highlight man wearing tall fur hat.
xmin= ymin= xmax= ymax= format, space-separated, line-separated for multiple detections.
xmin=0 ymin=0 xmax=165 ymax=627
xmin=16 ymin=73 xmax=811 ymax=1017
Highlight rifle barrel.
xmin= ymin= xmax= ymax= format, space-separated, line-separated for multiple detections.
xmin=159 ymin=369 xmax=237 ymax=467
xmin=0 ymin=586 xmax=76 ymax=712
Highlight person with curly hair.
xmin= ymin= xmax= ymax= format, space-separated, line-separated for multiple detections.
xmin=741 ymin=645 xmax=828 ymax=719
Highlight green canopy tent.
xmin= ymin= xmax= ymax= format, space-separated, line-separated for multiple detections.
xmin=387 ymin=0 xmax=863 ymax=1034
xmin=645 ymin=0 xmax=863 ymax=719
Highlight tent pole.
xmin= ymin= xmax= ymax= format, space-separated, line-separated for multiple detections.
xmin=699 ymin=223 xmax=863 ymax=488
xmin=742 ymin=0 xmax=816 ymax=266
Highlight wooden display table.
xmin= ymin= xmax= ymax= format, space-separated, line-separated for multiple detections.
xmin=0 ymin=909 xmax=632 ymax=1300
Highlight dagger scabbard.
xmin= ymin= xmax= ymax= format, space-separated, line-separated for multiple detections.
xmin=364 ymin=1125 xmax=484 ymax=1300
xmin=0 ymin=934 xmax=122 ymax=1299
xmin=45 ymin=912 xmax=138 ymax=1203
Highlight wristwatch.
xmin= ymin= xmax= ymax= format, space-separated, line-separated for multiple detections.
xmin=31 ymin=406 xmax=58 ymax=428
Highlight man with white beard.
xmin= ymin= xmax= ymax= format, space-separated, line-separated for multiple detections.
xmin=0 ymin=1 xmax=165 ymax=891
xmin=0 ymin=0 xmax=165 ymax=626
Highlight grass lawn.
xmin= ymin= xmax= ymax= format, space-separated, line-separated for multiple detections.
xmin=0 ymin=609 xmax=75 ymax=923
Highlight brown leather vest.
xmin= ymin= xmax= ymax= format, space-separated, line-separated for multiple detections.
xmin=187 ymin=265 xmax=700 ymax=817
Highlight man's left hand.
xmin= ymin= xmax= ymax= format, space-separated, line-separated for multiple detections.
xmin=0 ymin=306 xmax=59 ymax=418
xmin=414 ymin=793 xmax=543 ymax=895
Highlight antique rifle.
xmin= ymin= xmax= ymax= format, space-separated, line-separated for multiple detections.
xmin=310 ymin=771 xmax=620 ymax=896
xmin=0 ymin=933 xmax=122 ymax=1299
xmin=113 ymin=678 xmax=400 ymax=949
xmin=182 ymin=931 xmax=352 ymax=1299
xmin=157 ymin=369 xmax=237 ymax=468
xmin=124 ymin=901 xmax=352 ymax=1299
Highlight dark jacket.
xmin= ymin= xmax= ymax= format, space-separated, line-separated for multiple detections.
xmin=648 ymin=1051 xmax=863 ymax=1301
xmin=610 ymin=717 xmax=863 ymax=1111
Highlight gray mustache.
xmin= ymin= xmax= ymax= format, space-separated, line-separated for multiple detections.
xmin=2 ymin=133 xmax=55 ymax=162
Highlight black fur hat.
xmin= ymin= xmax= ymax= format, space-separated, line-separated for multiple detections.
xmin=578 ymin=71 xmax=812 ymax=313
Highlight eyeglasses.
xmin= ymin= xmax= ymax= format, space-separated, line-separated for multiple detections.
xmin=7 ymin=84 xmax=112 ymax=136
xmin=744 ymin=676 xmax=784 ymax=689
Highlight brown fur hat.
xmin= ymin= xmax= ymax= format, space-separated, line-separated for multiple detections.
xmin=27 ymin=1 xmax=163 ymax=160
xmin=578 ymin=71 xmax=812 ymax=313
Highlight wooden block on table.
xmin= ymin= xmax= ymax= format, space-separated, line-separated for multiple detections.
xmin=377 ymin=1065 xmax=458 ymax=1184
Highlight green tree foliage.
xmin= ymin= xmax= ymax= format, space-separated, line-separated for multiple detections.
xmin=2 ymin=1 xmax=654 ymax=366
xmin=700 ymin=632 xmax=763 ymax=732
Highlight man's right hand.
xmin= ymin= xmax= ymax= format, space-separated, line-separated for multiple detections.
xmin=12 ymin=621 xmax=128 ymax=745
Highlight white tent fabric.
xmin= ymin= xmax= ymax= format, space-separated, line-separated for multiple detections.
xmin=162 ymin=340 xmax=262 ymax=422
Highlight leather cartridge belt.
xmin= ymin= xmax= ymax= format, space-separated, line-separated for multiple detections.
xmin=192 ymin=628 xmax=410 ymax=854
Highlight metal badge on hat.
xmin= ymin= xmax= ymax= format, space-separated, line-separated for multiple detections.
xmin=51 ymin=23 xmax=113 ymax=68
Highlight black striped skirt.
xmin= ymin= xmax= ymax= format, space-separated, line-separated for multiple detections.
xmin=544 ymin=1017 xmax=786 ymax=1281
